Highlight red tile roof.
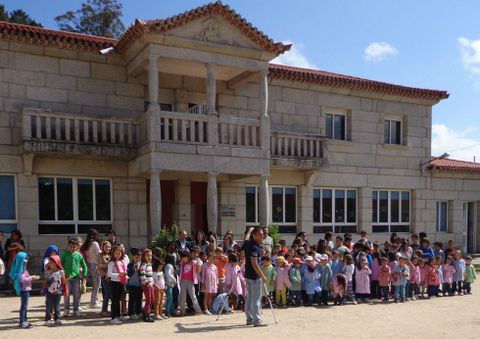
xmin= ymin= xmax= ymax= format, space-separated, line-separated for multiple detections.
xmin=429 ymin=157 xmax=480 ymax=173
xmin=268 ymin=64 xmax=449 ymax=101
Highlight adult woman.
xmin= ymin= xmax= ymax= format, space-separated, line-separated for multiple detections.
xmin=222 ymin=235 xmax=234 ymax=253
xmin=81 ymin=229 xmax=102 ymax=308
xmin=4 ymin=230 xmax=25 ymax=290
xmin=399 ymin=240 xmax=413 ymax=260
xmin=194 ymin=231 xmax=210 ymax=253
xmin=207 ymin=232 xmax=217 ymax=249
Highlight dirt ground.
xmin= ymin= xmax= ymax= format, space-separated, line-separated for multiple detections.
xmin=0 ymin=281 xmax=479 ymax=339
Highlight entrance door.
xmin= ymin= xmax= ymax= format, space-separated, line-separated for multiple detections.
xmin=190 ymin=182 xmax=208 ymax=233
xmin=464 ymin=202 xmax=476 ymax=253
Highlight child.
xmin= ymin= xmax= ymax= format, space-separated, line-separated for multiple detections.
xmin=224 ymin=254 xmax=244 ymax=310
xmin=153 ymin=260 xmax=166 ymax=320
xmin=201 ymin=252 xmax=218 ymax=315
xmin=453 ymin=250 xmax=466 ymax=295
xmin=303 ymin=256 xmax=321 ymax=305
xmin=317 ymin=254 xmax=332 ymax=306
xmin=378 ymin=257 xmax=391 ymax=302
xmin=331 ymin=250 xmax=344 ymax=277
xmin=343 ymin=254 xmax=357 ymax=304
xmin=442 ymin=256 xmax=456 ymax=296
xmin=418 ymin=258 xmax=428 ymax=298
xmin=10 ymin=251 xmax=40 ymax=328
xmin=97 ymin=240 xmax=112 ymax=317
xmin=261 ymin=255 xmax=276 ymax=306
xmin=140 ymin=249 xmax=155 ymax=322
xmin=127 ymin=248 xmax=142 ymax=320
xmin=42 ymin=245 xmax=60 ymax=273
xmin=61 ymin=238 xmax=88 ymax=317
xmin=464 ymin=255 xmax=476 ymax=294
xmin=44 ymin=255 xmax=66 ymax=327
xmin=273 ymin=256 xmax=290 ymax=307
xmin=107 ymin=245 xmax=129 ymax=324
xmin=408 ymin=257 xmax=421 ymax=301
xmin=436 ymin=256 xmax=444 ymax=296
xmin=164 ymin=254 xmax=177 ymax=317
xmin=213 ymin=247 xmax=228 ymax=294
xmin=393 ymin=256 xmax=409 ymax=303
xmin=178 ymin=251 xmax=202 ymax=316
xmin=331 ymin=273 xmax=347 ymax=305
xmin=289 ymin=258 xmax=302 ymax=306
xmin=370 ymin=253 xmax=381 ymax=299
xmin=426 ymin=257 xmax=440 ymax=298
xmin=354 ymin=257 xmax=371 ymax=303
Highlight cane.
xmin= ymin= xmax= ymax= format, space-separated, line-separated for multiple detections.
xmin=262 ymin=283 xmax=278 ymax=324
xmin=216 ymin=271 xmax=238 ymax=321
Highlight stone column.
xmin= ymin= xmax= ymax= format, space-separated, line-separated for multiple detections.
xmin=259 ymin=175 xmax=270 ymax=227
xmin=259 ymin=71 xmax=270 ymax=151
xmin=298 ymin=183 xmax=313 ymax=235
xmin=207 ymin=172 xmax=218 ymax=234
xmin=149 ymin=171 xmax=162 ymax=239
xmin=147 ymin=56 xmax=160 ymax=143
xmin=206 ymin=63 xmax=218 ymax=146
xmin=358 ymin=187 xmax=373 ymax=234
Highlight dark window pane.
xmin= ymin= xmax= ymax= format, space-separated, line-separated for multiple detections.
xmin=246 ymin=186 xmax=256 ymax=223
xmin=326 ymin=114 xmax=332 ymax=139
xmin=347 ymin=190 xmax=356 ymax=223
xmin=313 ymin=189 xmax=320 ymax=223
xmin=57 ymin=178 xmax=73 ymax=220
xmin=372 ymin=225 xmax=389 ymax=233
xmin=372 ymin=191 xmax=378 ymax=223
xmin=39 ymin=177 xmax=55 ymax=220
xmin=313 ymin=226 xmax=333 ymax=234
xmin=0 ymin=176 xmax=15 ymax=220
xmin=393 ymin=121 xmax=401 ymax=144
xmin=285 ymin=188 xmax=296 ymax=223
xmin=278 ymin=225 xmax=297 ymax=234
xmin=384 ymin=120 xmax=390 ymax=144
xmin=391 ymin=225 xmax=410 ymax=233
xmin=272 ymin=187 xmax=283 ymax=223
xmin=78 ymin=179 xmax=93 ymax=220
xmin=437 ymin=202 xmax=448 ymax=232
xmin=334 ymin=115 xmax=345 ymax=140
xmin=335 ymin=190 xmax=345 ymax=222
xmin=160 ymin=103 xmax=173 ymax=111
xmin=38 ymin=223 xmax=75 ymax=234
xmin=401 ymin=192 xmax=410 ymax=222
xmin=379 ymin=191 xmax=388 ymax=222
xmin=95 ymin=180 xmax=111 ymax=221
xmin=337 ymin=225 xmax=357 ymax=234
xmin=322 ymin=189 xmax=332 ymax=223
xmin=391 ymin=191 xmax=399 ymax=223
xmin=78 ymin=224 xmax=112 ymax=234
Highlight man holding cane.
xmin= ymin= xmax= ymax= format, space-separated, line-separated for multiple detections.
xmin=243 ymin=227 xmax=267 ymax=327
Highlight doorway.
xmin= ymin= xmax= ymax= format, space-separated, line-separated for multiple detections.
xmin=464 ymin=202 xmax=476 ymax=253
xmin=191 ymin=182 xmax=208 ymax=234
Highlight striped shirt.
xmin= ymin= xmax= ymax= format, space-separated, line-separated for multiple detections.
xmin=140 ymin=263 xmax=154 ymax=286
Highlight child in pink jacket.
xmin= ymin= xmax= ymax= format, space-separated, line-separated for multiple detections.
xmin=275 ymin=256 xmax=291 ymax=307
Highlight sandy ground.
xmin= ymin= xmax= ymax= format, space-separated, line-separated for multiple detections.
xmin=0 ymin=281 xmax=479 ymax=339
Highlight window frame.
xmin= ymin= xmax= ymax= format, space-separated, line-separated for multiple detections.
xmin=326 ymin=112 xmax=347 ymax=141
xmin=313 ymin=187 xmax=357 ymax=233
xmin=384 ymin=119 xmax=402 ymax=145
xmin=372 ymin=190 xmax=411 ymax=233
xmin=0 ymin=174 xmax=18 ymax=231
xmin=245 ymin=185 xmax=259 ymax=226
xmin=436 ymin=201 xmax=448 ymax=233
xmin=38 ymin=176 xmax=113 ymax=235
xmin=271 ymin=186 xmax=297 ymax=225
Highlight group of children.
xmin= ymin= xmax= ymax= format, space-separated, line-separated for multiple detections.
xmin=4 ymin=229 xmax=478 ymax=329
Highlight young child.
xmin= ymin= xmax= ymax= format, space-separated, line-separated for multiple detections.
xmin=436 ymin=255 xmax=444 ymax=296
xmin=408 ymin=257 xmax=421 ymax=301
xmin=331 ymin=250 xmax=344 ymax=277
xmin=97 ymin=240 xmax=112 ymax=317
xmin=213 ymin=247 xmax=228 ymax=294
xmin=178 ymin=251 xmax=202 ymax=316
xmin=303 ymin=256 xmax=321 ymax=305
xmin=289 ymin=258 xmax=302 ymax=306
xmin=107 ymin=245 xmax=129 ymax=324
xmin=164 ymin=254 xmax=177 ymax=318
xmin=343 ymin=254 xmax=357 ymax=304
xmin=44 ymin=255 xmax=66 ymax=327
xmin=370 ymin=253 xmax=381 ymax=300
xmin=418 ymin=258 xmax=428 ymax=298
xmin=378 ymin=257 xmax=391 ymax=302
xmin=274 ymin=256 xmax=291 ymax=307
xmin=224 ymin=254 xmax=244 ymax=310
xmin=354 ymin=257 xmax=371 ymax=303
xmin=201 ymin=252 xmax=218 ymax=315
xmin=261 ymin=255 xmax=276 ymax=306
xmin=426 ymin=257 xmax=440 ymax=298
xmin=453 ymin=250 xmax=466 ymax=295
xmin=442 ymin=256 xmax=456 ymax=296
xmin=331 ymin=273 xmax=347 ymax=305
xmin=393 ymin=256 xmax=409 ymax=303
xmin=464 ymin=255 xmax=476 ymax=294
xmin=10 ymin=251 xmax=40 ymax=328
xmin=140 ymin=249 xmax=155 ymax=322
xmin=317 ymin=254 xmax=332 ymax=306
xmin=127 ymin=248 xmax=142 ymax=320
xmin=61 ymin=238 xmax=87 ymax=317
xmin=153 ymin=260 xmax=166 ymax=320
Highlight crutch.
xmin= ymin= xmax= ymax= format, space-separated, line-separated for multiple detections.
xmin=216 ymin=270 xmax=238 ymax=321
xmin=262 ymin=283 xmax=278 ymax=324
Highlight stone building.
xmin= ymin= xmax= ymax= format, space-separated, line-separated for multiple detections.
xmin=0 ymin=2 xmax=479 ymax=263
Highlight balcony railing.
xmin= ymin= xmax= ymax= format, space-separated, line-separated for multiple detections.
xmin=159 ymin=111 xmax=209 ymax=144
xmin=270 ymin=130 xmax=326 ymax=167
xmin=218 ymin=116 xmax=261 ymax=148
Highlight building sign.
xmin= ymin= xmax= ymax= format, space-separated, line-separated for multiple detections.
xmin=221 ymin=205 xmax=235 ymax=217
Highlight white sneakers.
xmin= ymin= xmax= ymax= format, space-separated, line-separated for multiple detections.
xmin=110 ymin=318 xmax=122 ymax=325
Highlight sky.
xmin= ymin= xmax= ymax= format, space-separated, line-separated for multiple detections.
xmin=4 ymin=0 xmax=480 ymax=161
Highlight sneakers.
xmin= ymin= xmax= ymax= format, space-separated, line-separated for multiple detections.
xmin=119 ymin=315 xmax=129 ymax=321
xmin=204 ymin=310 xmax=213 ymax=316
xmin=55 ymin=320 xmax=62 ymax=326
xmin=45 ymin=320 xmax=53 ymax=327
xmin=154 ymin=315 xmax=162 ymax=320
xmin=143 ymin=315 xmax=154 ymax=323
xmin=21 ymin=322 xmax=34 ymax=329
xmin=253 ymin=322 xmax=268 ymax=327
xmin=110 ymin=318 xmax=122 ymax=325
xmin=130 ymin=314 xmax=140 ymax=320
xmin=63 ymin=310 xmax=71 ymax=317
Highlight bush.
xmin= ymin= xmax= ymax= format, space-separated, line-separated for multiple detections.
xmin=268 ymin=224 xmax=280 ymax=246
xmin=151 ymin=224 xmax=179 ymax=253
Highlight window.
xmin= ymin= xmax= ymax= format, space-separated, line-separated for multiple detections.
xmin=326 ymin=113 xmax=346 ymax=140
xmin=245 ymin=186 xmax=258 ymax=225
xmin=436 ymin=201 xmax=448 ymax=232
xmin=0 ymin=175 xmax=17 ymax=233
xmin=38 ymin=177 xmax=112 ymax=234
xmin=144 ymin=102 xmax=173 ymax=112
xmin=384 ymin=119 xmax=402 ymax=145
xmin=313 ymin=188 xmax=357 ymax=234
xmin=271 ymin=187 xmax=297 ymax=233
xmin=372 ymin=190 xmax=410 ymax=233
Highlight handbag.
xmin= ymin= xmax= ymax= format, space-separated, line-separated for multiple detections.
xmin=81 ymin=279 xmax=87 ymax=294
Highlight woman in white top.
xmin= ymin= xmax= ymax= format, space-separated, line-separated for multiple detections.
xmin=81 ymin=229 xmax=102 ymax=308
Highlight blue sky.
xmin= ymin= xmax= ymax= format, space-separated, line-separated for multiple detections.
xmin=5 ymin=0 xmax=480 ymax=161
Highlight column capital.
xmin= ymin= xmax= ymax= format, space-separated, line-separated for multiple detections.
xmin=206 ymin=62 xmax=216 ymax=70
xmin=150 ymin=169 xmax=162 ymax=176
xmin=208 ymin=171 xmax=219 ymax=178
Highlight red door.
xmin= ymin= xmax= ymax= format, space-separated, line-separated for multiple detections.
xmin=146 ymin=180 xmax=175 ymax=229
xmin=190 ymin=182 xmax=208 ymax=233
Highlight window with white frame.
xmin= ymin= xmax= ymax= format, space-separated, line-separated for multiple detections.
xmin=326 ymin=113 xmax=346 ymax=140
xmin=0 ymin=175 xmax=17 ymax=233
xmin=372 ymin=190 xmax=410 ymax=233
xmin=436 ymin=201 xmax=448 ymax=232
xmin=38 ymin=177 xmax=112 ymax=234
xmin=313 ymin=188 xmax=357 ymax=234
xmin=245 ymin=186 xmax=259 ymax=225
xmin=384 ymin=119 xmax=402 ymax=145
xmin=271 ymin=187 xmax=297 ymax=233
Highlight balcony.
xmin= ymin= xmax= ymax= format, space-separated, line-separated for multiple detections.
xmin=22 ymin=108 xmax=138 ymax=159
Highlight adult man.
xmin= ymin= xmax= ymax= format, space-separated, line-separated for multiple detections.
xmin=175 ymin=230 xmax=193 ymax=252
xmin=243 ymin=227 xmax=267 ymax=327
xmin=359 ymin=230 xmax=372 ymax=249
xmin=261 ymin=226 xmax=273 ymax=254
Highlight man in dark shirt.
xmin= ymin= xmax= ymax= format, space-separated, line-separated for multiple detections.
xmin=243 ymin=227 xmax=267 ymax=327
xmin=175 ymin=230 xmax=193 ymax=252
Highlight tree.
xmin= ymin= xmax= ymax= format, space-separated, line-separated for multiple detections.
xmin=0 ymin=5 xmax=8 ymax=22
xmin=0 ymin=4 xmax=42 ymax=26
xmin=55 ymin=0 xmax=125 ymax=38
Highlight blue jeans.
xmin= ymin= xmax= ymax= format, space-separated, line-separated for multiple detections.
xmin=165 ymin=286 xmax=174 ymax=316
xmin=290 ymin=290 xmax=302 ymax=305
xmin=45 ymin=293 xmax=62 ymax=321
xmin=245 ymin=278 xmax=262 ymax=325
xmin=381 ymin=286 xmax=390 ymax=301
xmin=101 ymin=276 xmax=111 ymax=312
xmin=394 ymin=283 xmax=406 ymax=301
xmin=20 ymin=290 xmax=29 ymax=326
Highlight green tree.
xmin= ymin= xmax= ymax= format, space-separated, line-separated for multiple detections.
xmin=0 ymin=5 xmax=8 ymax=22
xmin=55 ymin=0 xmax=125 ymax=38
xmin=0 ymin=5 xmax=42 ymax=26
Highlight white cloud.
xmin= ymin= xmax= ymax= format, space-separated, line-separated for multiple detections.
xmin=458 ymin=37 xmax=480 ymax=84
xmin=364 ymin=42 xmax=398 ymax=62
xmin=432 ymin=124 xmax=480 ymax=161
xmin=272 ymin=41 xmax=317 ymax=69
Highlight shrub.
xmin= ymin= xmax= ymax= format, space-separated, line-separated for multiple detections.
xmin=268 ymin=224 xmax=280 ymax=246
xmin=151 ymin=224 xmax=179 ymax=253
